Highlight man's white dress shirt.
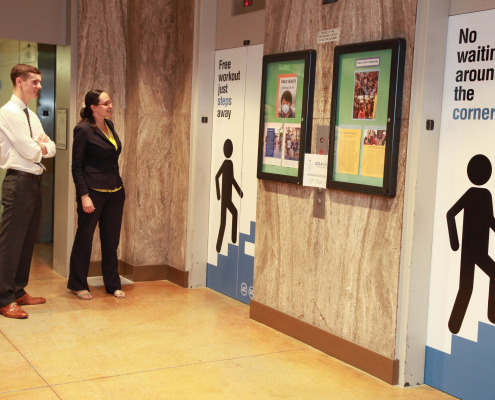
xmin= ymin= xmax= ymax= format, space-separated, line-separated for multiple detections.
xmin=0 ymin=95 xmax=56 ymax=175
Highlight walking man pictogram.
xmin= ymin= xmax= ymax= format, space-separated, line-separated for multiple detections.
xmin=447 ymin=154 xmax=495 ymax=334
xmin=216 ymin=139 xmax=243 ymax=253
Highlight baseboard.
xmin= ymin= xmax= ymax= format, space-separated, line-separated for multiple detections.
xmin=250 ymin=300 xmax=399 ymax=385
xmin=88 ymin=260 xmax=189 ymax=288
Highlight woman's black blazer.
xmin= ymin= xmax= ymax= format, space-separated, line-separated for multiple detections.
xmin=72 ymin=119 xmax=123 ymax=198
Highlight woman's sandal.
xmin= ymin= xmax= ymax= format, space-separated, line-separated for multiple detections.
xmin=114 ymin=290 xmax=126 ymax=298
xmin=76 ymin=290 xmax=92 ymax=300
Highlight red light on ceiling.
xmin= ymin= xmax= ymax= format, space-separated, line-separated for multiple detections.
xmin=244 ymin=0 xmax=253 ymax=6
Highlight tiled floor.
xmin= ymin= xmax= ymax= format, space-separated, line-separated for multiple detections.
xmin=0 ymin=244 xmax=455 ymax=399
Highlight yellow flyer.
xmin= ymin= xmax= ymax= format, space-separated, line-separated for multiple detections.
xmin=336 ymin=128 xmax=361 ymax=175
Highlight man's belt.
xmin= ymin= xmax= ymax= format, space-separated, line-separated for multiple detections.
xmin=7 ymin=169 xmax=42 ymax=181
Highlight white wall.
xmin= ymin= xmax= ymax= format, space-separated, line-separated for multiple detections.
xmin=450 ymin=0 xmax=495 ymax=15
xmin=0 ymin=0 xmax=76 ymax=277
xmin=186 ymin=0 xmax=218 ymax=287
xmin=216 ymin=0 xmax=265 ymax=50
xmin=0 ymin=0 xmax=68 ymax=45
xmin=53 ymin=44 xmax=75 ymax=278
xmin=397 ymin=0 xmax=495 ymax=387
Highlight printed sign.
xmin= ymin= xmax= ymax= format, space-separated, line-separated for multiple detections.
xmin=303 ymin=154 xmax=328 ymax=188
xmin=425 ymin=9 xmax=495 ymax=400
xmin=317 ymin=28 xmax=340 ymax=44
xmin=207 ymin=45 xmax=263 ymax=306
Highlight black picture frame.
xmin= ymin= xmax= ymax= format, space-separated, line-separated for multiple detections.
xmin=256 ymin=50 xmax=317 ymax=184
xmin=327 ymin=39 xmax=406 ymax=197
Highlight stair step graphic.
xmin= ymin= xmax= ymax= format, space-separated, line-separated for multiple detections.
xmin=425 ymin=321 xmax=495 ymax=400
xmin=207 ymin=222 xmax=255 ymax=305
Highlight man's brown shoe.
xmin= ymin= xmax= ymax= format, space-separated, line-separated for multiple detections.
xmin=0 ymin=303 xmax=28 ymax=319
xmin=16 ymin=293 xmax=46 ymax=305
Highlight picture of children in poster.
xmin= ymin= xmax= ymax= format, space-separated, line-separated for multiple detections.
xmin=353 ymin=70 xmax=379 ymax=120
xmin=282 ymin=124 xmax=301 ymax=168
xmin=361 ymin=128 xmax=386 ymax=178
xmin=263 ymin=123 xmax=284 ymax=166
xmin=363 ymin=129 xmax=386 ymax=146
xmin=277 ymin=74 xmax=297 ymax=118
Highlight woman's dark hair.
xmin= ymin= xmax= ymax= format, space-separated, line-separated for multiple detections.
xmin=79 ymin=89 xmax=104 ymax=128
xmin=281 ymin=90 xmax=292 ymax=105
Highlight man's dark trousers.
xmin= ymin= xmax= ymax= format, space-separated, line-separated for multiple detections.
xmin=0 ymin=171 xmax=42 ymax=308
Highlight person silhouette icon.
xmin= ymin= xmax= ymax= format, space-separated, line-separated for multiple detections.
xmin=215 ymin=139 xmax=243 ymax=253
xmin=447 ymin=154 xmax=495 ymax=334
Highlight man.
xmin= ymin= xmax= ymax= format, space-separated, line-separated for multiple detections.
xmin=0 ymin=64 xmax=56 ymax=319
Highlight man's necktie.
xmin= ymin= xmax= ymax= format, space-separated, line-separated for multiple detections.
xmin=23 ymin=108 xmax=46 ymax=171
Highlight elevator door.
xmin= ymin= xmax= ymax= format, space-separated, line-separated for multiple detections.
xmin=206 ymin=45 xmax=263 ymax=305
xmin=36 ymin=43 xmax=56 ymax=243
xmin=424 ymin=9 xmax=495 ymax=400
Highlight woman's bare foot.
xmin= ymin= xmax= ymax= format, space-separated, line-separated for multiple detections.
xmin=76 ymin=290 xmax=92 ymax=300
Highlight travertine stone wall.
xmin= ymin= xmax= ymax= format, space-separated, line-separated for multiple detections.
xmin=78 ymin=0 xmax=194 ymax=270
xmin=121 ymin=0 xmax=194 ymax=268
xmin=254 ymin=0 xmax=417 ymax=359
xmin=77 ymin=0 xmax=127 ymax=262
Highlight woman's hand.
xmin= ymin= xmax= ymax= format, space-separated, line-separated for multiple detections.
xmin=81 ymin=195 xmax=95 ymax=213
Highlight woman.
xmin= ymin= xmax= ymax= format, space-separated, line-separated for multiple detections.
xmin=68 ymin=90 xmax=126 ymax=300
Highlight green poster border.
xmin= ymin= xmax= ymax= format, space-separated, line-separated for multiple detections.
xmin=332 ymin=48 xmax=392 ymax=187
xmin=257 ymin=50 xmax=317 ymax=184
xmin=327 ymin=39 xmax=407 ymax=197
xmin=261 ymin=59 xmax=306 ymax=177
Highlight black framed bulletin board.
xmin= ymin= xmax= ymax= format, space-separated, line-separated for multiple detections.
xmin=257 ymin=50 xmax=317 ymax=184
xmin=327 ymin=39 xmax=406 ymax=197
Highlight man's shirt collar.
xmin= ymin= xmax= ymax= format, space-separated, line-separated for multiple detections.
xmin=10 ymin=94 xmax=28 ymax=110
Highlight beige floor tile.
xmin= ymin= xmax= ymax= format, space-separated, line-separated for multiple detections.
xmin=0 ymin=245 xmax=454 ymax=399
xmin=28 ymin=244 xmax=60 ymax=281
xmin=0 ymin=387 xmax=60 ymax=400
xmin=0 ymin=336 xmax=47 ymax=394
xmin=1 ymin=280 xmax=306 ymax=385
xmin=52 ymin=349 xmax=455 ymax=400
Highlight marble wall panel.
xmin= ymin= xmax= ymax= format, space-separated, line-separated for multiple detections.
xmin=78 ymin=0 xmax=193 ymax=269
xmin=119 ymin=0 xmax=194 ymax=270
xmin=125 ymin=114 xmax=173 ymax=266
xmin=78 ymin=0 xmax=127 ymax=262
xmin=254 ymin=0 xmax=417 ymax=358
xmin=168 ymin=0 xmax=194 ymax=270
xmin=77 ymin=0 xmax=127 ymax=114
xmin=117 ymin=111 xmax=136 ymax=264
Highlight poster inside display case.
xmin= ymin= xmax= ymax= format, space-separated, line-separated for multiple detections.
xmin=327 ymin=39 xmax=406 ymax=197
xmin=257 ymin=50 xmax=316 ymax=184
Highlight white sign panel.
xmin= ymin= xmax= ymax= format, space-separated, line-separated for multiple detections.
xmin=206 ymin=46 xmax=263 ymax=305
xmin=239 ymin=45 xmax=263 ymax=249
xmin=208 ymin=48 xmax=247 ymax=263
xmin=427 ymin=9 xmax=495 ymax=355
xmin=303 ymin=154 xmax=328 ymax=188
xmin=317 ymin=28 xmax=340 ymax=44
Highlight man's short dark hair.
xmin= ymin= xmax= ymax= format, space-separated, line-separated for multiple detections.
xmin=11 ymin=64 xmax=41 ymax=86
xmin=281 ymin=90 xmax=292 ymax=105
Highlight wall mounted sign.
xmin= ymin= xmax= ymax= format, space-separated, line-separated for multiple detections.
xmin=303 ymin=154 xmax=328 ymax=188
xmin=327 ymin=39 xmax=406 ymax=197
xmin=56 ymin=108 xmax=67 ymax=150
xmin=425 ymin=9 xmax=495 ymax=400
xmin=317 ymin=28 xmax=340 ymax=44
xmin=207 ymin=45 xmax=263 ymax=306
xmin=257 ymin=50 xmax=317 ymax=184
